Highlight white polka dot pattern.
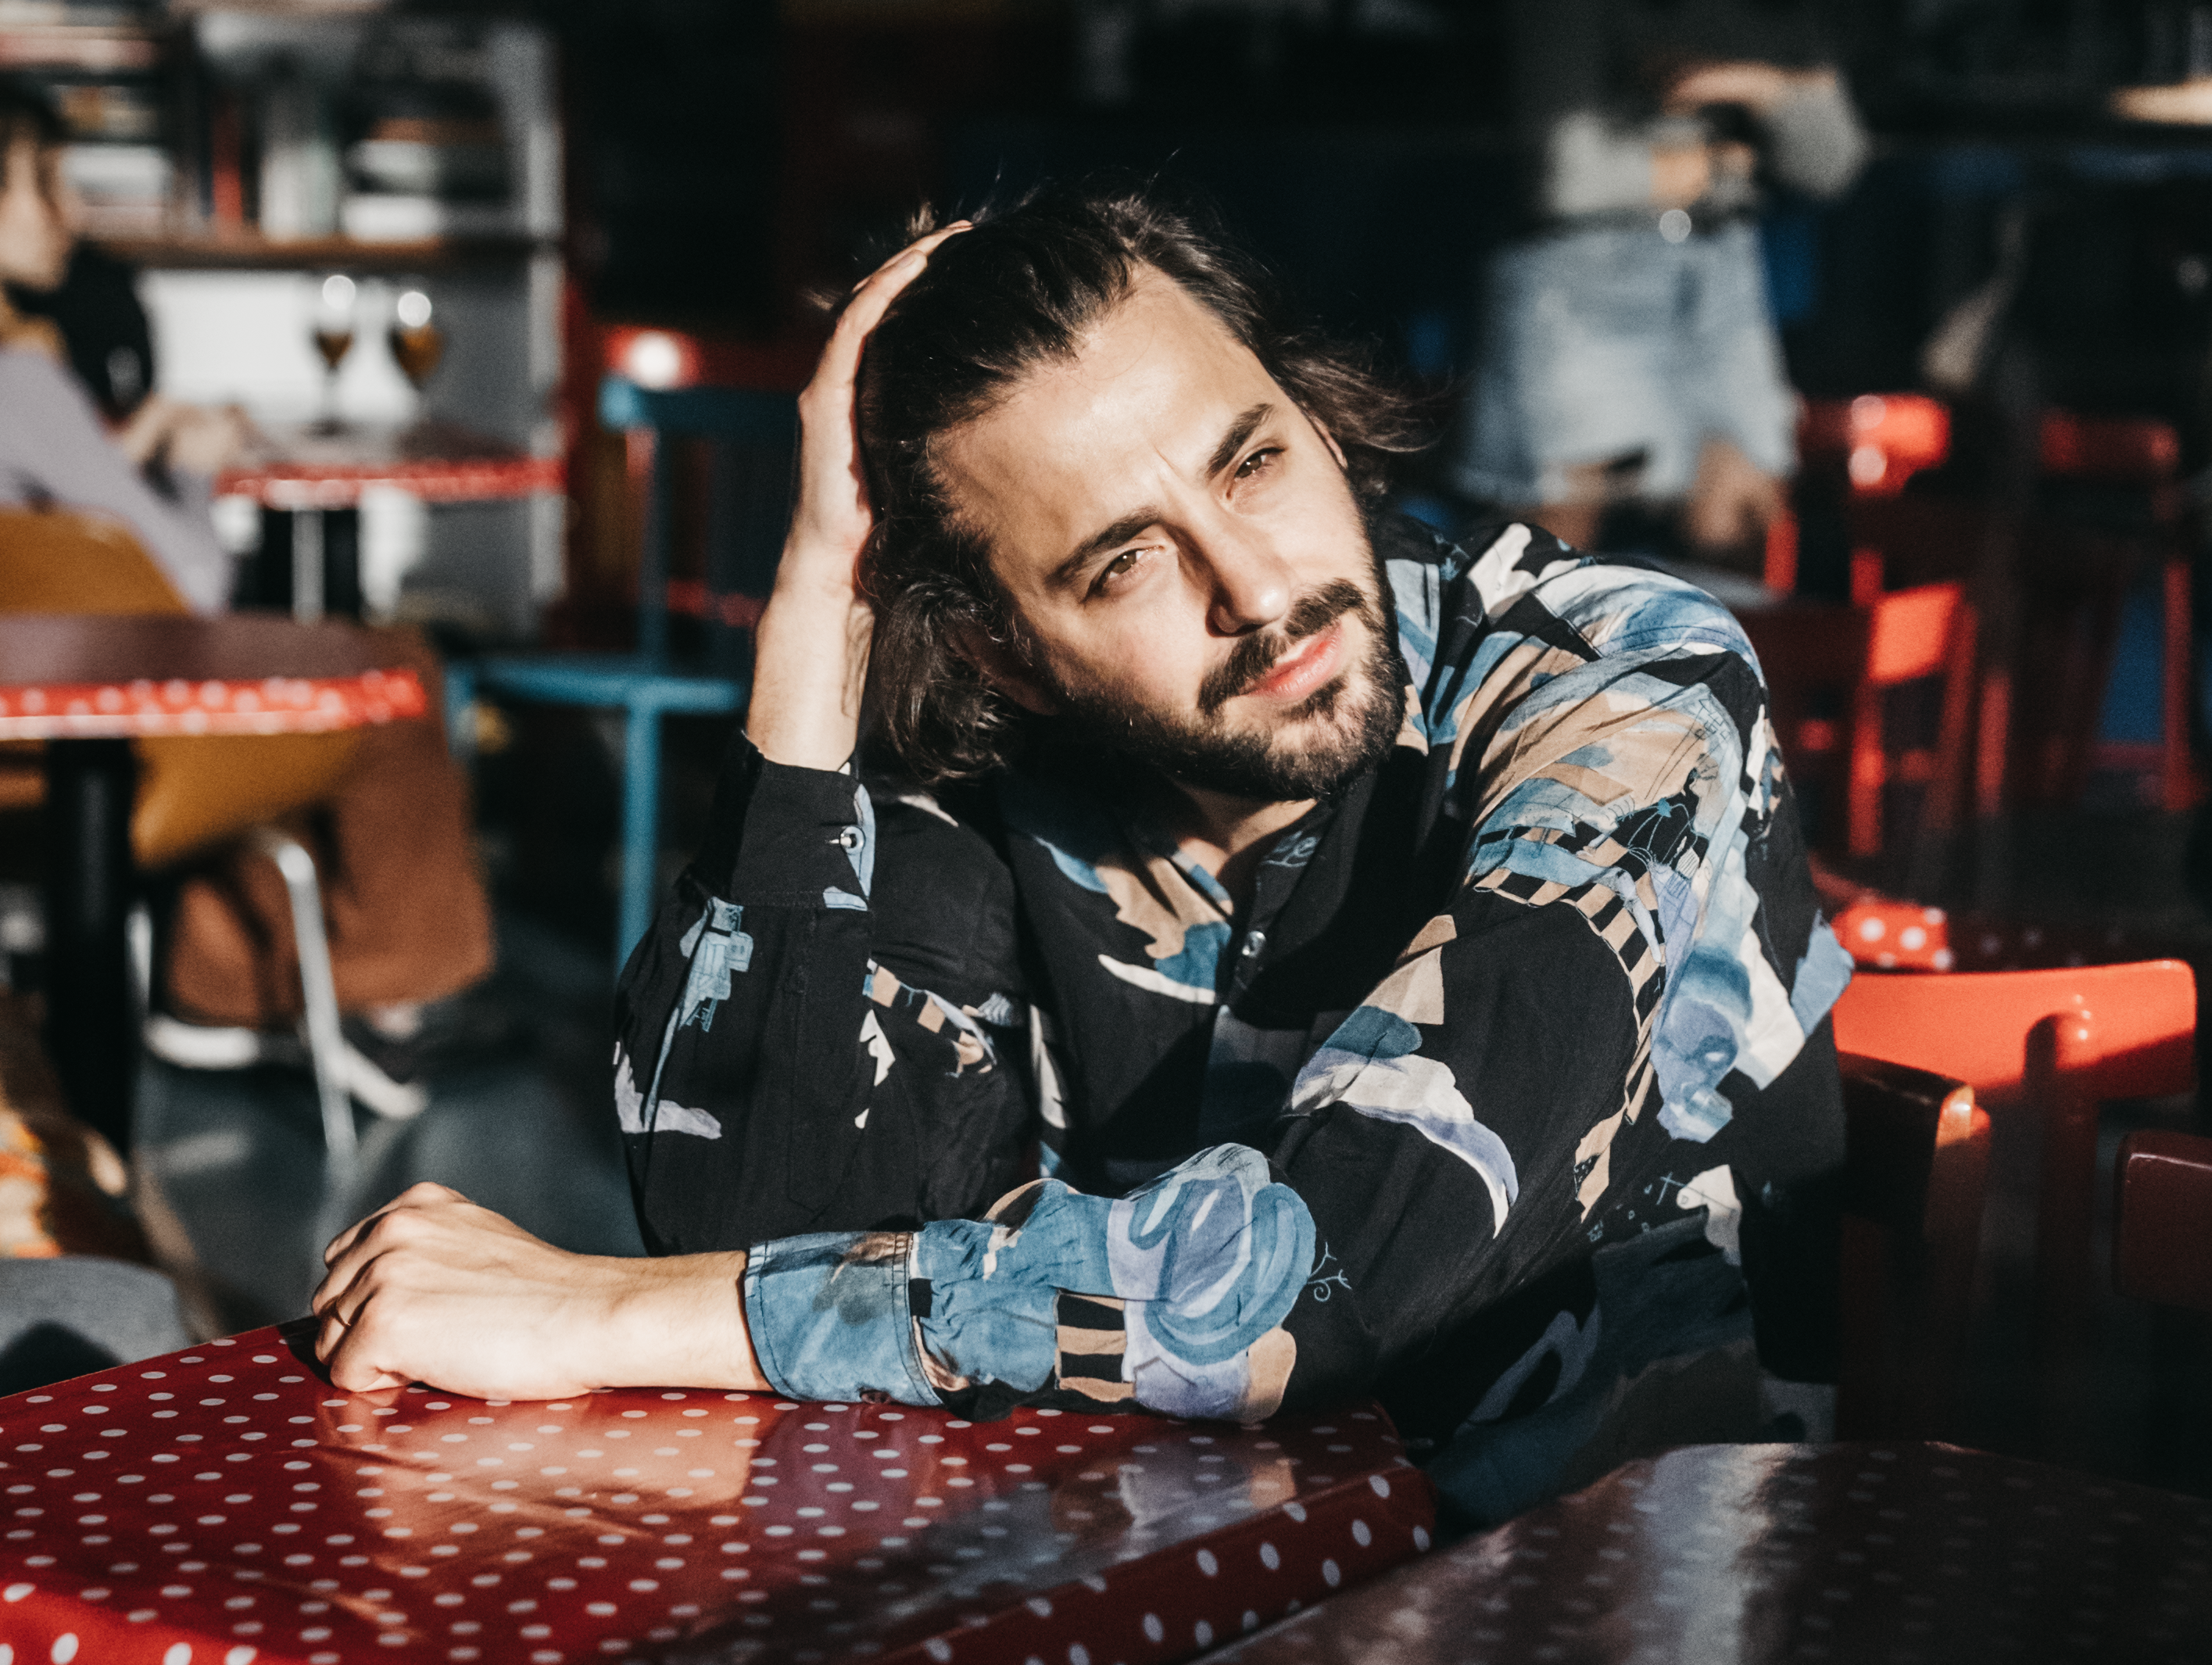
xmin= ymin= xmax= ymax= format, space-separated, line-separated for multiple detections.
xmin=0 ymin=1323 xmax=1434 ymax=1662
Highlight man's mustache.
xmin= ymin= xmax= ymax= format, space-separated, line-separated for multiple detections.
xmin=1197 ymin=579 xmax=1373 ymax=715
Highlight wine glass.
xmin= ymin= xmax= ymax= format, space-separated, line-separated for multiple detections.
xmin=310 ymin=272 xmax=357 ymax=434
xmin=388 ymin=287 xmax=446 ymax=394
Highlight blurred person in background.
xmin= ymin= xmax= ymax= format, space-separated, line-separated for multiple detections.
xmin=0 ymin=80 xmax=245 ymax=610
xmin=1453 ymin=0 xmax=1867 ymax=565
xmin=0 ymin=77 xmax=501 ymax=1108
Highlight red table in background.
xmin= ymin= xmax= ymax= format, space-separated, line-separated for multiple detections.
xmin=217 ymin=422 xmax=565 ymax=623
xmin=0 ymin=1323 xmax=1434 ymax=1663
xmin=0 ymin=615 xmax=429 ymax=1156
xmin=217 ymin=427 xmax=564 ymax=512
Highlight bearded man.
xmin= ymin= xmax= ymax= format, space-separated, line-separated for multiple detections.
xmin=313 ymin=186 xmax=1850 ymax=1525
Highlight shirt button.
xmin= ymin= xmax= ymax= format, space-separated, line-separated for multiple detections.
xmin=1241 ymin=931 xmax=1266 ymax=958
xmin=836 ymin=827 xmax=864 ymax=851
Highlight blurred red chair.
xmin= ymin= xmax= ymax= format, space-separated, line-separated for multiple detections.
xmin=1837 ymin=1051 xmax=1991 ymax=1440
xmin=1766 ymin=394 xmax=1953 ymax=593
xmin=2038 ymin=410 xmax=2196 ymax=815
xmin=2113 ymin=1128 xmax=2212 ymax=1313
xmin=1834 ymin=958 xmax=2197 ymax=1449
xmin=1739 ymin=582 xmax=1977 ymax=860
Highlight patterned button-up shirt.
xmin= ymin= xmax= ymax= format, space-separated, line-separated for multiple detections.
xmin=612 ymin=515 xmax=1850 ymax=1508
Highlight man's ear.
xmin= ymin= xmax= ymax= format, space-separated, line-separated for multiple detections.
xmin=951 ymin=624 xmax=1059 ymax=715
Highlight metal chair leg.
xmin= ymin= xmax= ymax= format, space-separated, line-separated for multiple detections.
xmin=618 ymin=698 xmax=664 ymax=976
xmin=443 ymin=661 xmax=479 ymax=762
xmin=255 ymin=831 xmax=357 ymax=1179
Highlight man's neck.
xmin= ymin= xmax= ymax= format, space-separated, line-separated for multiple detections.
xmin=1161 ymin=779 xmax=1314 ymax=916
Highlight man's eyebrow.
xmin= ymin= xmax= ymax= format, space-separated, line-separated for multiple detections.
xmin=1054 ymin=510 xmax=1160 ymax=587
xmin=1051 ymin=403 xmax=1280 ymax=587
xmin=1207 ymin=402 xmax=1275 ymax=479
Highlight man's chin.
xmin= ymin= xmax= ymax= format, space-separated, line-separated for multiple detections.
xmin=1120 ymin=675 xmax=1403 ymax=804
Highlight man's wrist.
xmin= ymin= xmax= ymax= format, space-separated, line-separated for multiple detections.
xmin=592 ymin=1251 xmax=767 ymax=1392
xmin=747 ymin=585 xmax=873 ymax=772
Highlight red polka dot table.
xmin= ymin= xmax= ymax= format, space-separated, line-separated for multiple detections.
xmin=0 ymin=1322 xmax=1435 ymax=1664
xmin=1204 ymin=1441 xmax=2212 ymax=1665
xmin=0 ymin=614 xmax=432 ymax=1158
xmin=217 ymin=426 xmax=564 ymax=512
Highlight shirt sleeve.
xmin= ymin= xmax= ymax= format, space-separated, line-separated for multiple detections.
xmin=614 ymin=735 xmax=1036 ymax=1252
xmin=1759 ymin=77 xmax=1868 ymax=200
xmin=1272 ymin=539 xmax=1851 ymax=1414
xmin=0 ymin=349 xmax=232 ymax=614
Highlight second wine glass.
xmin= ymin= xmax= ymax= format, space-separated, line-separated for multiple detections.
xmin=389 ymin=288 xmax=445 ymax=395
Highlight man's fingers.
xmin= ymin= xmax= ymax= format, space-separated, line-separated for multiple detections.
xmin=320 ymin=1212 xmax=379 ymax=1269
xmin=321 ymin=1181 xmax=467 ymax=1268
xmin=815 ymin=222 xmax=972 ymax=387
xmin=850 ymin=220 xmax=972 ymax=295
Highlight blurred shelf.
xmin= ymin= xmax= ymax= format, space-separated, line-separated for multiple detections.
xmin=93 ymin=228 xmax=551 ymax=270
xmin=0 ymin=22 xmax=166 ymax=70
xmin=166 ymin=0 xmax=391 ymax=13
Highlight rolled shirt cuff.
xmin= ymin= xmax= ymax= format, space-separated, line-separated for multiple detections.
xmin=741 ymin=1231 xmax=941 ymax=1405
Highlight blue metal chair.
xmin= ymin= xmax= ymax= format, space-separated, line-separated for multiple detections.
xmin=446 ymin=377 xmax=798 ymax=971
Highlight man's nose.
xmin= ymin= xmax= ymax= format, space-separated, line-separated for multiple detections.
xmin=1200 ymin=533 xmax=1294 ymax=636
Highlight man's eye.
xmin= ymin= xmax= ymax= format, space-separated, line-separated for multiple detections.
xmin=1090 ymin=550 xmax=1143 ymax=595
xmin=1233 ymin=447 xmax=1284 ymax=482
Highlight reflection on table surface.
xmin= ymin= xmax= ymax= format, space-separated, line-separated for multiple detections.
xmin=0 ymin=1319 xmax=1434 ymax=1663
xmin=1210 ymin=1440 xmax=2212 ymax=1665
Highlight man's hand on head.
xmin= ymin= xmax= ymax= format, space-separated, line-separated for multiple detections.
xmin=310 ymin=1180 xmax=768 ymax=1401
xmin=747 ymin=220 xmax=969 ymax=774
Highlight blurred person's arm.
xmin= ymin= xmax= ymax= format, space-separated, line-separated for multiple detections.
xmin=111 ymin=395 xmax=250 ymax=475
xmin=1545 ymin=110 xmax=1715 ymax=217
xmin=0 ymin=349 xmax=232 ymax=611
xmin=1666 ymin=62 xmax=1869 ymax=201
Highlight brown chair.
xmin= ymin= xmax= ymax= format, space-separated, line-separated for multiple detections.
xmin=1738 ymin=582 xmax=1978 ymax=861
xmin=2038 ymin=410 xmax=2195 ymax=815
xmin=2113 ymin=1129 xmax=2212 ymax=1313
xmin=1838 ymin=1051 xmax=1992 ymax=1440
xmin=0 ymin=506 xmax=375 ymax=1166
xmin=1835 ymin=958 xmax=2198 ymax=1452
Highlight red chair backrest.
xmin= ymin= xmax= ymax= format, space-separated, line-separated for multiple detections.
xmin=1833 ymin=959 xmax=2196 ymax=1103
xmin=2039 ymin=410 xmax=2182 ymax=485
xmin=1865 ymin=582 xmax=1967 ymax=687
xmin=1803 ymin=395 xmax=1952 ymax=496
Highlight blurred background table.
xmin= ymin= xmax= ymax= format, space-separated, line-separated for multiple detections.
xmin=1208 ymin=1441 xmax=2212 ymax=1665
xmin=0 ymin=1323 xmax=1434 ymax=1663
xmin=0 ymin=616 xmax=426 ymax=1154
xmin=217 ymin=422 xmax=565 ymax=625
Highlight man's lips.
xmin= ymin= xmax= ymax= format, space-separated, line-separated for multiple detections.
xmin=1246 ymin=621 xmax=1346 ymax=704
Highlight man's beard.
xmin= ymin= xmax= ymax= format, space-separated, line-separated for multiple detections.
xmin=1034 ymin=554 xmax=1408 ymax=803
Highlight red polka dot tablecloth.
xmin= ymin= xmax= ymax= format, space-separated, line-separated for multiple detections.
xmin=1204 ymin=1441 xmax=2212 ymax=1665
xmin=0 ymin=1322 xmax=1434 ymax=1664
xmin=1831 ymin=896 xmax=2173 ymax=976
xmin=0 ymin=671 xmax=427 ymax=741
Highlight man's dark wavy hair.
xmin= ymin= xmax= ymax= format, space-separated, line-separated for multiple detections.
xmin=854 ymin=180 xmax=1426 ymax=786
